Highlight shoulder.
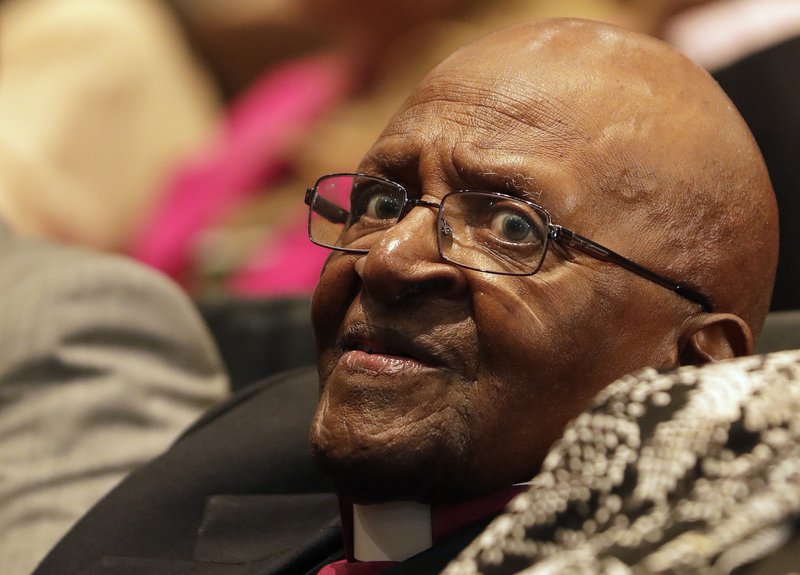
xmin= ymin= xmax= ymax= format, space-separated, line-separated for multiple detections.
xmin=0 ymin=236 xmax=230 ymax=446
xmin=0 ymin=237 xmax=222 ymax=374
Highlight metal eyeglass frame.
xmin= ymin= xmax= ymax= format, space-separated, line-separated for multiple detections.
xmin=304 ymin=173 xmax=712 ymax=312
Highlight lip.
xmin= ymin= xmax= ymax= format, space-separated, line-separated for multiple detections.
xmin=337 ymin=324 xmax=451 ymax=375
xmin=340 ymin=349 xmax=432 ymax=375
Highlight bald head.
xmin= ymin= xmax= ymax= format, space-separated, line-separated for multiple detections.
xmin=389 ymin=18 xmax=778 ymax=337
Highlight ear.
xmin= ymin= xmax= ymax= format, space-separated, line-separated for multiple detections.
xmin=678 ymin=313 xmax=753 ymax=365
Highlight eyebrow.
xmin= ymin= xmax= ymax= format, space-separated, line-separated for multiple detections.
xmin=449 ymin=145 xmax=548 ymax=202
xmin=359 ymin=146 xmax=418 ymax=177
xmin=469 ymin=170 xmax=544 ymax=202
xmin=361 ymin=144 xmax=547 ymax=203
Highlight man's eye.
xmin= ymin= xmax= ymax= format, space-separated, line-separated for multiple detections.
xmin=489 ymin=210 xmax=535 ymax=243
xmin=365 ymin=192 xmax=402 ymax=220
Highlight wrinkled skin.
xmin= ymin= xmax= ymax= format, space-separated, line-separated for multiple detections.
xmin=309 ymin=19 xmax=778 ymax=504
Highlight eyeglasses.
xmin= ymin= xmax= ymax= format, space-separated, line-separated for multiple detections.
xmin=304 ymin=173 xmax=712 ymax=312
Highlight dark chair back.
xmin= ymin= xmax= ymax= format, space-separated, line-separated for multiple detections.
xmin=199 ymin=296 xmax=315 ymax=392
xmin=755 ymin=310 xmax=800 ymax=354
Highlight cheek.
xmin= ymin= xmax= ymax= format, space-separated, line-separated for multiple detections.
xmin=462 ymin=273 xmax=629 ymax=484
xmin=460 ymin=277 xmax=591 ymax=477
xmin=470 ymin=272 xmax=597 ymax=388
xmin=311 ymin=254 xmax=356 ymax=320
xmin=598 ymin=299 xmax=683 ymax=374
xmin=311 ymin=255 xmax=360 ymax=359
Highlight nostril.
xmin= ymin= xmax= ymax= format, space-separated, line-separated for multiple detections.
xmin=398 ymin=279 xmax=451 ymax=300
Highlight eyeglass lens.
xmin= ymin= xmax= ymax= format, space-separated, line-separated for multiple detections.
xmin=309 ymin=174 xmax=550 ymax=275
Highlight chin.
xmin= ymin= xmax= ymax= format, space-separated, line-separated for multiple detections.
xmin=309 ymin=438 xmax=432 ymax=504
xmin=309 ymin=407 xmax=475 ymax=504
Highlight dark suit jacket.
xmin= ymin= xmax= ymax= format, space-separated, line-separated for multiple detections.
xmin=34 ymin=367 xmax=489 ymax=575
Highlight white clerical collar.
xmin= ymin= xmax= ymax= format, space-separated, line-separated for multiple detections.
xmin=349 ymin=482 xmax=533 ymax=562
xmin=352 ymin=501 xmax=432 ymax=561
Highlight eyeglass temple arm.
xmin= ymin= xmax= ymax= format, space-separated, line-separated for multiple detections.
xmin=305 ymin=188 xmax=349 ymax=225
xmin=550 ymin=226 xmax=712 ymax=312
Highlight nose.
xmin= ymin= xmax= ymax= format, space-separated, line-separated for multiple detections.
xmin=354 ymin=206 xmax=467 ymax=304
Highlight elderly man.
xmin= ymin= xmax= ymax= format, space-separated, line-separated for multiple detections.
xmin=35 ymin=18 xmax=779 ymax=575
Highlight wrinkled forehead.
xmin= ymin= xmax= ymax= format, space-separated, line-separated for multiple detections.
xmin=363 ymin=48 xmax=648 ymax=221
xmin=360 ymin=23 xmax=718 ymax=229
xmin=404 ymin=25 xmax=693 ymax=138
xmin=389 ymin=65 xmax=593 ymax=151
xmin=366 ymin=73 xmax=589 ymax=209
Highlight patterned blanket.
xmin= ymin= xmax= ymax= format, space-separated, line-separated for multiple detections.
xmin=444 ymin=351 xmax=800 ymax=574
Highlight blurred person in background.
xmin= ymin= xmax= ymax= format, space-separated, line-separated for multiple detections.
xmin=0 ymin=0 xmax=220 ymax=251
xmin=1 ymin=4 xmax=229 ymax=569
xmin=0 ymin=203 xmax=228 ymax=575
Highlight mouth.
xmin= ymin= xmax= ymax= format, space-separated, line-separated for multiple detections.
xmin=339 ymin=326 xmax=446 ymax=374
xmin=350 ymin=341 xmax=420 ymax=360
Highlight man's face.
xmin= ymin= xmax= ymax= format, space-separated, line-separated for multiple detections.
xmin=309 ymin=37 xmax=693 ymax=503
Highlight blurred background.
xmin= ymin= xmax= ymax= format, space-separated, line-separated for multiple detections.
xmin=2 ymin=0 xmax=796 ymax=305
